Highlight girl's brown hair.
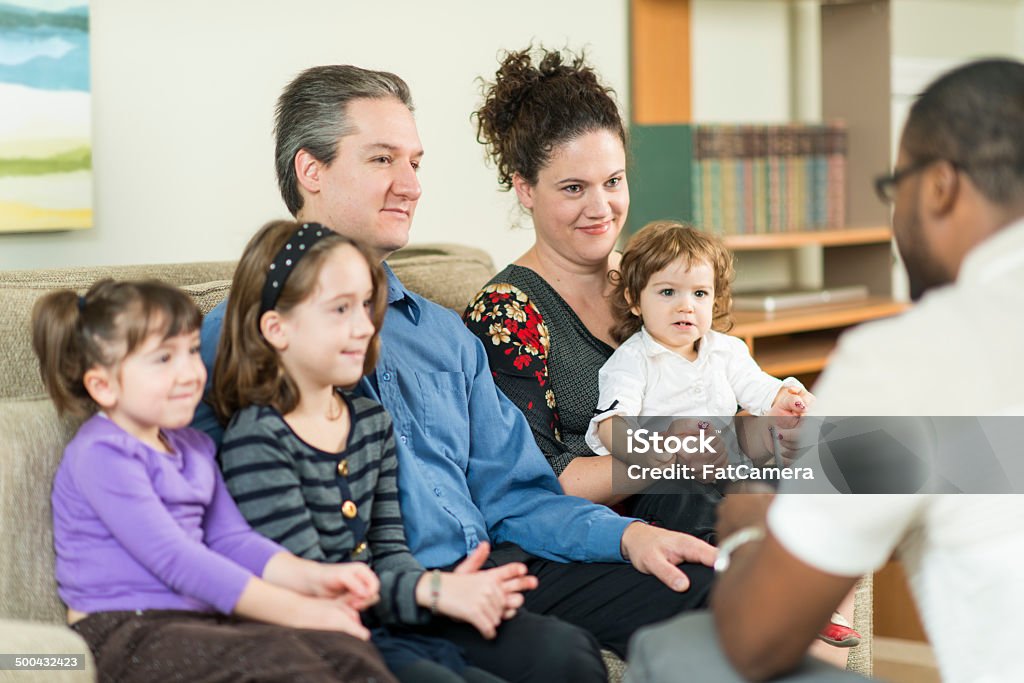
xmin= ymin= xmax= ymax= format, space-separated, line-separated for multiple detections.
xmin=609 ymin=221 xmax=735 ymax=344
xmin=31 ymin=279 xmax=202 ymax=417
xmin=211 ymin=220 xmax=387 ymax=423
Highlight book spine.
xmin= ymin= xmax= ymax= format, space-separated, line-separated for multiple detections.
xmin=742 ymin=125 xmax=755 ymax=235
xmin=827 ymin=122 xmax=848 ymax=229
xmin=722 ymin=125 xmax=739 ymax=235
xmin=768 ymin=125 xmax=783 ymax=233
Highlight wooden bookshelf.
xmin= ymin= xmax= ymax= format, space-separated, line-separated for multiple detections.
xmin=730 ymin=298 xmax=908 ymax=376
xmin=743 ymin=333 xmax=837 ymax=377
xmin=732 ymin=297 xmax=906 ymax=339
xmin=723 ymin=226 xmax=892 ymax=250
xmin=628 ymin=0 xmax=899 ymax=382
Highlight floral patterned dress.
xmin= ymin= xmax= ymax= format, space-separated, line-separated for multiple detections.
xmin=463 ymin=265 xmax=613 ymax=477
xmin=463 ymin=264 xmax=721 ymax=540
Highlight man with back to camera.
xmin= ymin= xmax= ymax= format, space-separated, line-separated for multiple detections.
xmin=624 ymin=58 xmax=1024 ymax=683
xmin=194 ymin=65 xmax=718 ymax=681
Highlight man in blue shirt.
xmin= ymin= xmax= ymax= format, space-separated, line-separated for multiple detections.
xmin=196 ymin=65 xmax=716 ymax=681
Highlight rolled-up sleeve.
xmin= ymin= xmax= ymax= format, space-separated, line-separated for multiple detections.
xmin=585 ymin=344 xmax=648 ymax=455
xmin=462 ymin=329 xmax=633 ymax=563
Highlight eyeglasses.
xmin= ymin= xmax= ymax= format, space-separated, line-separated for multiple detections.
xmin=873 ymin=158 xmax=962 ymax=204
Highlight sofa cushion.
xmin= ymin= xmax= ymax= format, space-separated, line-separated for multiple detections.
xmin=0 ymin=399 xmax=80 ymax=623
xmin=388 ymin=243 xmax=494 ymax=311
xmin=0 ymin=263 xmax=235 ymax=402
xmin=0 ymin=246 xmax=493 ymax=401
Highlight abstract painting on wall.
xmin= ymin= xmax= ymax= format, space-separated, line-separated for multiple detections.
xmin=0 ymin=0 xmax=90 ymax=233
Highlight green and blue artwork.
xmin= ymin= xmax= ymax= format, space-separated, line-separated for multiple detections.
xmin=0 ymin=0 xmax=90 ymax=232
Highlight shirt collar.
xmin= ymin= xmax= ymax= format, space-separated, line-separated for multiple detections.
xmin=639 ymin=326 xmax=711 ymax=363
xmin=381 ymin=261 xmax=421 ymax=323
xmin=958 ymin=217 xmax=1024 ymax=287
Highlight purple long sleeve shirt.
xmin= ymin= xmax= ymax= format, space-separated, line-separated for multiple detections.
xmin=52 ymin=415 xmax=284 ymax=615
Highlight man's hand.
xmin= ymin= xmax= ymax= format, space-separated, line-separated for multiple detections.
xmin=620 ymin=522 xmax=717 ymax=591
xmin=716 ymin=482 xmax=775 ymax=540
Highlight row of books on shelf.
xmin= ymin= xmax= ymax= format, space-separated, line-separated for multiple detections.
xmin=689 ymin=123 xmax=847 ymax=235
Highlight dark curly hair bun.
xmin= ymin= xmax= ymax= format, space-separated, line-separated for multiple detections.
xmin=474 ymin=46 xmax=625 ymax=190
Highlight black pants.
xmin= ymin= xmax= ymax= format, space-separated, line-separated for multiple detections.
xmin=394 ymin=661 xmax=507 ymax=683
xmin=423 ymin=543 xmax=713 ymax=679
xmin=415 ymin=609 xmax=607 ymax=683
xmin=522 ymin=555 xmax=714 ymax=657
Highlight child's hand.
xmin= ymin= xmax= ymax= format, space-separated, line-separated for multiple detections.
xmin=315 ymin=562 xmax=380 ymax=611
xmin=424 ymin=541 xmax=538 ymax=639
xmin=771 ymin=385 xmax=815 ymax=416
xmin=289 ymin=594 xmax=371 ymax=640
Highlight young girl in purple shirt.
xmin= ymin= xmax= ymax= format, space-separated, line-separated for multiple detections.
xmin=32 ymin=278 xmax=396 ymax=682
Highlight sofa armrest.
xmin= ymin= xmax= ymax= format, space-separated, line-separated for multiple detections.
xmin=0 ymin=618 xmax=94 ymax=681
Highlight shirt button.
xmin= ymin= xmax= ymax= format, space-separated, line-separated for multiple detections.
xmin=400 ymin=435 xmax=408 ymax=444
xmin=382 ymin=371 xmax=392 ymax=381
xmin=433 ymin=487 xmax=442 ymax=496
xmin=341 ymin=501 xmax=358 ymax=518
xmin=337 ymin=459 xmax=349 ymax=476
xmin=353 ymin=541 xmax=367 ymax=556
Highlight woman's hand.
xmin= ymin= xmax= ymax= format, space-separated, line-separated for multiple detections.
xmin=743 ymin=418 xmax=803 ymax=467
xmin=419 ymin=541 xmax=538 ymax=639
xmin=666 ymin=418 xmax=729 ymax=482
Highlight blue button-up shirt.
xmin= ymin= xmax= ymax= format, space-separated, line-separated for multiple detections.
xmin=195 ymin=264 xmax=632 ymax=568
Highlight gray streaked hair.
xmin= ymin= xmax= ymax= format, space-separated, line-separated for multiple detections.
xmin=274 ymin=65 xmax=414 ymax=215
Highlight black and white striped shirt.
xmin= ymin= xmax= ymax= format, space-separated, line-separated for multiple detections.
xmin=220 ymin=392 xmax=427 ymax=625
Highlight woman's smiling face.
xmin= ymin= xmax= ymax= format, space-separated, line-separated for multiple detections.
xmin=514 ymin=128 xmax=629 ymax=267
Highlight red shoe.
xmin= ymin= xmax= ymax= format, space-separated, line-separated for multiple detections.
xmin=817 ymin=612 xmax=861 ymax=648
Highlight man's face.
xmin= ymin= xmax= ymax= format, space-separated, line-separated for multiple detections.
xmin=891 ymin=146 xmax=953 ymax=301
xmin=299 ymin=97 xmax=423 ymax=260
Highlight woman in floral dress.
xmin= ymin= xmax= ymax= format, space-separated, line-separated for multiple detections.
xmin=463 ymin=47 xmax=720 ymax=536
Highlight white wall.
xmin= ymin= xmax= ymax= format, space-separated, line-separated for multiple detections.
xmin=893 ymin=0 xmax=1022 ymax=60
xmin=889 ymin=0 xmax=1024 ymax=300
xmin=0 ymin=0 xmax=628 ymax=270
xmin=691 ymin=0 xmax=791 ymax=123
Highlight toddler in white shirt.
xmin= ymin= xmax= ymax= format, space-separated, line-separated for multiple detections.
xmin=585 ymin=221 xmax=813 ymax=457
xmin=586 ymin=221 xmax=860 ymax=648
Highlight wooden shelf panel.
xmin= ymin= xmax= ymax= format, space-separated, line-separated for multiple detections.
xmin=723 ymin=226 xmax=892 ymax=250
xmin=731 ymin=297 xmax=908 ymax=338
xmin=750 ymin=335 xmax=837 ymax=377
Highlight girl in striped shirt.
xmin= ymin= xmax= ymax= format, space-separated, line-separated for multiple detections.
xmin=212 ymin=220 xmax=535 ymax=683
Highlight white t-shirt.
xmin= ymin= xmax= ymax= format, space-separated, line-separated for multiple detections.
xmin=769 ymin=220 xmax=1024 ymax=683
xmin=585 ymin=327 xmax=800 ymax=455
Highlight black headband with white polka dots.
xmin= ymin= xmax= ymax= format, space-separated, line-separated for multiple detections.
xmin=259 ymin=223 xmax=335 ymax=314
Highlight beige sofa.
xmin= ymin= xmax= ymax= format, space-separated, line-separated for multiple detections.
xmin=0 ymin=244 xmax=871 ymax=682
